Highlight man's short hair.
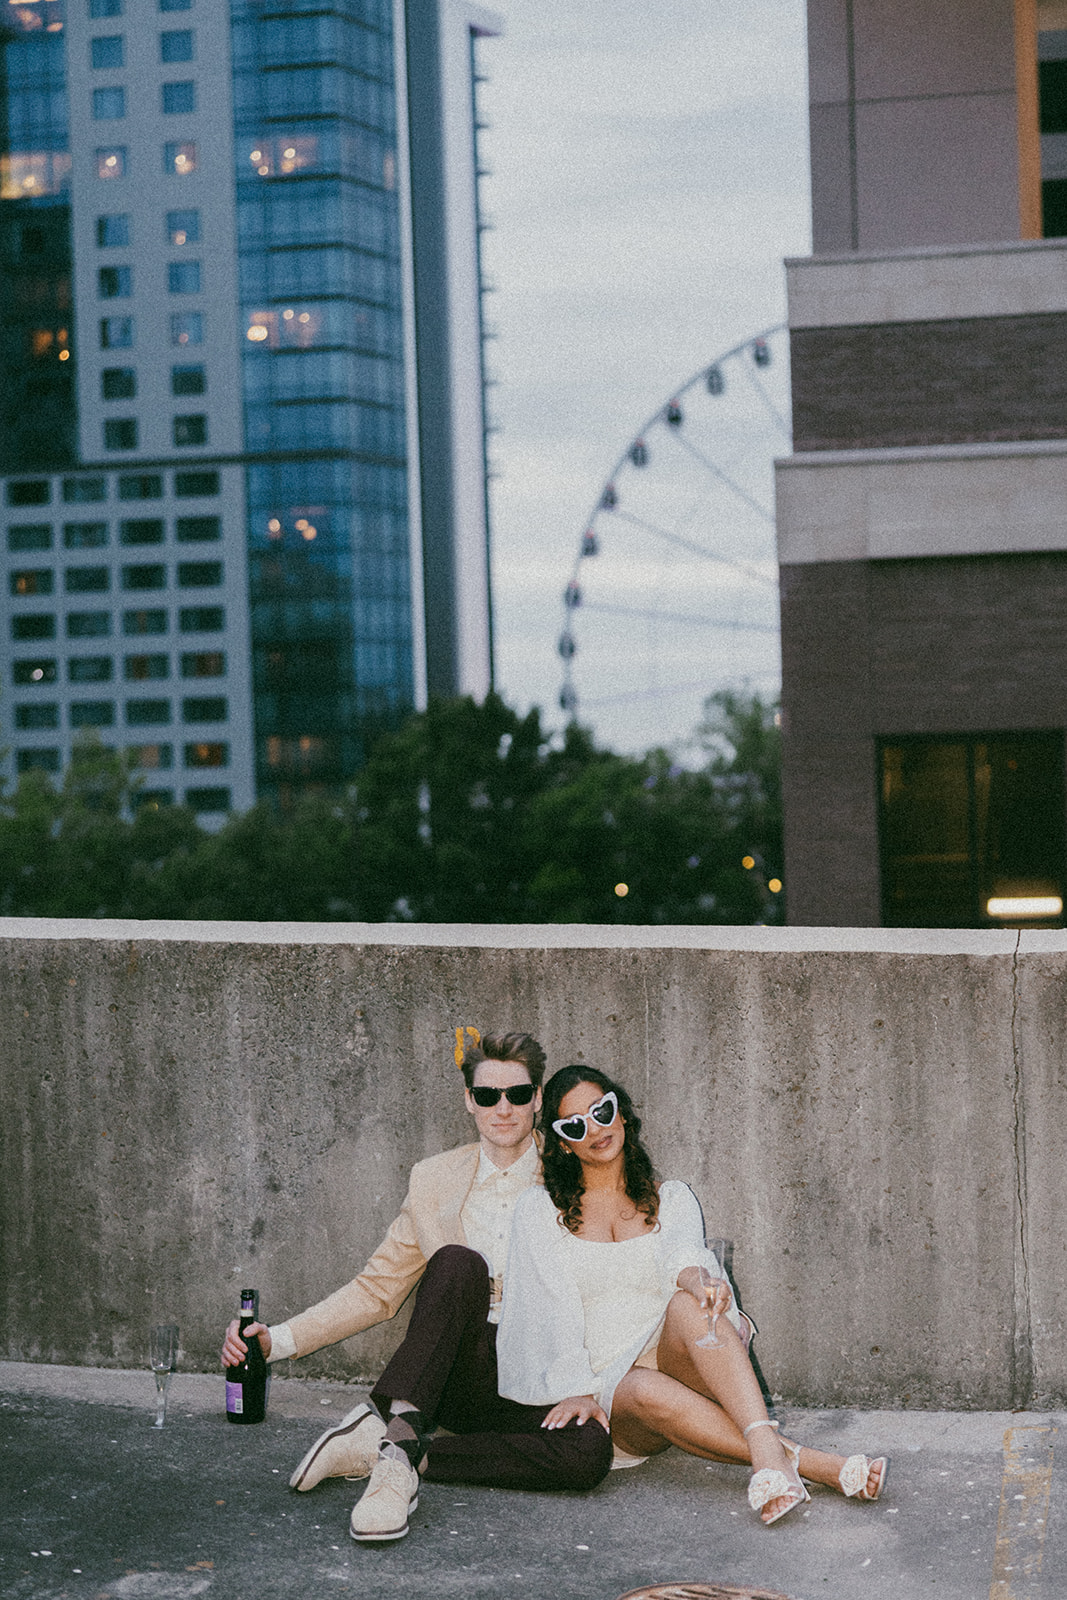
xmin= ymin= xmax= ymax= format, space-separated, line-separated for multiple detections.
xmin=461 ymin=1031 xmax=547 ymax=1091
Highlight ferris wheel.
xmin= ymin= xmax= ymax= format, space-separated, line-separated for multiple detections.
xmin=558 ymin=324 xmax=790 ymax=755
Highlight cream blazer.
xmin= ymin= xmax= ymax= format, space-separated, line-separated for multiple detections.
xmin=285 ymin=1142 xmax=483 ymax=1359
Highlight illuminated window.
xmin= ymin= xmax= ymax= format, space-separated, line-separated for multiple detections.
xmin=122 ymin=563 xmax=166 ymax=591
xmin=67 ymin=612 xmax=111 ymax=639
xmin=93 ymin=87 xmax=126 ymax=120
xmin=125 ymin=653 xmax=169 ymax=681
xmin=241 ymin=135 xmax=318 ymax=178
xmin=126 ymin=699 xmax=171 ymax=725
xmin=162 ymin=81 xmax=196 ymax=114
xmin=100 ymin=316 xmax=133 ymax=349
xmin=123 ymin=609 xmax=167 ymax=636
xmin=7 ymin=524 xmax=52 ymax=551
xmin=10 ymin=569 xmax=54 ymax=597
xmin=69 ymin=657 xmax=114 ymax=684
xmin=164 ymin=142 xmax=197 ymax=176
xmin=16 ymin=704 xmax=59 ymax=730
xmin=171 ymin=365 xmax=205 ymax=396
xmin=168 ymin=260 xmax=200 ymax=294
xmin=13 ymin=659 xmax=57 ymax=685
xmin=166 ymin=208 xmax=199 ymax=245
xmin=99 ymin=265 xmax=131 ymax=298
xmin=12 ymin=614 xmax=56 ymax=641
xmin=104 ymin=418 xmax=138 ymax=450
xmin=91 ymin=36 xmax=124 ymax=69
xmin=1 ymin=153 xmax=72 ymax=199
xmin=64 ymin=522 xmax=109 ymax=549
xmin=65 ymin=567 xmax=110 ymax=594
xmin=102 ymin=367 xmax=136 ymax=399
xmin=175 ymin=516 xmax=219 ymax=542
xmin=118 ymin=475 xmax=162 ymax=501
xmin=96 ymin=214 xmax=129 ymax=248
xmin=245 ymin=307 xmax=321 ymax=348
xmin=121 ymin=519 xmax=164 ymax=545
xmin=128 ymin=744 xmax=174 ymax=769
xmin=170 ymin=312 xmax=202 ymax=347
xmin=181 ymin=651 xmax=224 ymax=677
xmin=173 ymin=414 xmax=207 ymax=446
xmin=184 ymin=741 xmax=228 ymax=767
xmin=160 ymin=27 xmax=194 ymax=59
xmin=96 ymin=147 xmax=127 ymax=178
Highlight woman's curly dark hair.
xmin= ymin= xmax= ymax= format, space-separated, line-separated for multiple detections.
xmin=540 ymin=1066 xmax=659 ymax=1235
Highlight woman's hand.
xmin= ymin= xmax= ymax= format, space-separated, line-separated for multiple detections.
xmin=541 ymin=1393 xmax=609 ymax=1431
xmin=221 ymin=1318 xmax=271 ymax=1368
xmin=679 ymin=1265 xmax=733 ymax=1320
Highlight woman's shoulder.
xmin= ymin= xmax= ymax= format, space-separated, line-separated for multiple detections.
xmin=513 ymin=1182 xmax=560 ymax=1223
xmin=657 ymin=1179 xmax=701 ymax=1216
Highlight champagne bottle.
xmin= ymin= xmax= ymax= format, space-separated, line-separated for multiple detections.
xmin=226 ymin=1288 xmax=269 ymax=1424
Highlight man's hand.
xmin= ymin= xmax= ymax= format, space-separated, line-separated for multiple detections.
xmin=221 ymin=1319 xmax=271 ymax=1368
xmin=541 ymin=1394 xmax=609 ymax=1431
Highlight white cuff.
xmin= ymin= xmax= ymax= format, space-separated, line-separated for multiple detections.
xmin=267 ymin=1321 xmax=296 ymax=1363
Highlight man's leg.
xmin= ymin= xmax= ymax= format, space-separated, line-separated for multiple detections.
xmin=424 ymin=1403 xmax=613 ymax=1492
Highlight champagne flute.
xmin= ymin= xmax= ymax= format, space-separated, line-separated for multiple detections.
xmin=694 ymin=1264 xmax=725 ymax=1347
xmin=149 ymin=1323 xmax=179 ymax=1428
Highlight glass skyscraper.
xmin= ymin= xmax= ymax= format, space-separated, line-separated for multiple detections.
xmin=0 ymin=0 xmax=497 ymax=813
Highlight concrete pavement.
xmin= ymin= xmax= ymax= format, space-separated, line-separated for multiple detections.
xmin=2 ymin=1363 xmax=1062 ymax=1600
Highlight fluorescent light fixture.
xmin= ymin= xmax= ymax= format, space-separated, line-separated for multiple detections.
xmin=986 ymin=896 xmax=1063 ymax=918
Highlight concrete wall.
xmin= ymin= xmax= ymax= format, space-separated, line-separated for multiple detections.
xmin=1 ymin=920 xmax=1064 ymax=1410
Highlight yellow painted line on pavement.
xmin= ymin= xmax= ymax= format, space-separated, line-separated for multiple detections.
xmin=989 ymin=1423 xmax=1056 ymax=1599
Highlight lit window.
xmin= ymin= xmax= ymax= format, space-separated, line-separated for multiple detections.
xmin=162 ymin=80 xmax=196 ymax=115
xmin=166 ymin=208 xmax=199 ymax=245
xmin=93 ymin=86 xmax=126 ymax=120
xmin=65 ymin=567 xmax=110 ymax=594
xmin=171 ymin=365 xmax=205 ymax=396
xmin=102 ymin=367 xmax=136 ymax=399
xmin=67 ymin=612 xmax=112 ymax=639
xmin=173 ymin=415 xmax=207 ymax=447
xmin=96 ymin=147 xmax=127 ymax=179
xmin=164 ymin=142 xmax=197 ymax=176
xmin=104 ymin=418 xmax=138 ymax=451
xmin=125 ymin=653 xmax=169 ymax=681
xmin=242 ymin=135 xmax=318 ymax=177
xmin=91 ymin=35 xmax=124 ymax=69
xmin=245 ymin=308 xmax=320 ymax=348
xmin=184 ymin=741 xmax=228 ymax=767
xmin=96 ymin=213 xmax=130 ymax=247
xmin=10 ymin=569 xmax=54 ymax=597
xmin=168 ymin=260 xmax=200 ymax=294
xmin=128 ymin=743 xmax=174 ymax=769
xmin=15 ymin=704 xmax=59 ymax=730
xmin=181 ymin=651 xmax=224 ymax=677
xmin=98 ymin=265 xmax=131 ymax=298
xmin=177 ymin=561 xmax=222 ymax=588
xmin=64 ymin=522 xmax=109 ymax=549
xmin=100 ymin=316 xmax=133 ymax=349
xmin=1 ymin=153 xmax=72 ymax=200
xmin=170 ymin=312 xmax=202 ymax=347
xmin=14 ymin=658 xmax=58 ymax=685
xmin=69 ymin=658 xmax=114 ymax=684
xmin=123 ymin=609 xmax=168 ymax=636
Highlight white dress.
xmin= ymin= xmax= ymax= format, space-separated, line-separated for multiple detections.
xmin=496 ymin=1180 xmax=741 ymax=1419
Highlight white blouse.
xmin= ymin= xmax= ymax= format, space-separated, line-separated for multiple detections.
xmin=497 ymin=1180 xmax=740 ymax=1417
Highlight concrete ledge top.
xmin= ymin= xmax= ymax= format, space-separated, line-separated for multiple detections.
xmin=0 ymin=916 xmax=1033 ymax=955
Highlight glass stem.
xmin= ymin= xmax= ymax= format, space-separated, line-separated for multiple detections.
xmin=154 ymin=1371 xmax=170 ymax=1428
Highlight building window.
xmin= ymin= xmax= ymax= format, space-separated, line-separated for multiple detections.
xmin=91 ymin=35 xmax=125 ymax=69
xmin=90 ymin=0 xmax=124 ymax=15
xmin=176 ymin=516 xmax=219 ymax=542
xmin=7 ymin=524 xmax=52 ymax=551
xmin=120 ymin=518 xmax=164 ymax=545
xmin=64 ymin=522 xmax=109 ymax=548
xmin=7 ymin=481 xmax=50 ymax=506
xmin=167 ymin=261 xmax=200 ymax=294
xmin=164 ymin=142 xmax=197 ymax=176
xmin=100 ymin=316 xmax=133 ymax=349
xmin=15 ymin=703 xmax=59 ymax=730
xmin=122 ymin=563 xmax=166 ymax=591
xmin=93 ymin=87 xmax=126 ymax=121
xmin=17 ymin=749 xmax=60 ymax=774
xmin=160 ymin=29 xmax=194 ymax=61
xmin=180 ymin=605 xmax=223 ymax=632
xmin=102 ymin=367 xmax=136 ymax=399
xmin=162 ymin=81 xmax=196 ymax=115
xmin=65 ymin=566 xmax=110 ymax=594
xmin=182 ymin=695 xmax=226 ymax=722
xmin=118 ymin=474 xmax=163 ymax=501
xmin=63 ymin=477 xmax=107 ymax=504
xmin=181 ymin=651 xmax=224 ymax=677
xmin=174 ymin=469 xmax=218 ymax=497
xmin=96 ymin=214 xmax=129 ymax=248
xmin=13 ymin=659 xmax=57 ymax=684
xmin=125 ymin=653 xmax=169 ymax=680
xmin=133 ymin=788 xmax=174 ymax=808
xmin=104 ymin=418 xmax=138 ymax=450
xmin=123 ymin=608 xmax=167 ymax=635
xmin=171 ymin=365 xmax=205 ymax=396
xmin=166 ymin=208 xmax=200 ymax=245
xmin=126 ymin=698 xmax=172 ymax=725
xmin=67 ymin=612 xmax=112 ymax=638
xmin=99 ymin=265 xmax=131 ymax=298
xmin=10 ymin=569 xmax=54 ymax=596
xmin=12 ymin=615 xmax=56 ymax=641
xmin=69 ymin=657 xmax=114 ymax=683
xmin=177 ymin=559 xmax=221 ymax=586
xmin=71 ymin=701 xmax=116 ymax=728
xmin=879 ymin=732 xmax=1067 ymax=928
xmin=159 ymin=0 xmax=193 ymax=11
xmin=186 ymin=786 xmax=230 ymax=813
xmin=128 ymin=743 xmax=173 ymax=769
xmin=170 ymin=313 xmax=202 ymax=347
xmin=185 ymin=741 xmax=228 ymax=767
xmin=173 ymin=415 xmax=207 ymax=446
xmin=96 ymin=147 xmax=127 ymax=179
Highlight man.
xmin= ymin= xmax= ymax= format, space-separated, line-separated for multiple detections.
xmin=222 ymin=1031 xmax=612 ymax=1542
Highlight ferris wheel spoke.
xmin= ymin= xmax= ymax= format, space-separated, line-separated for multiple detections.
xmin=664 ymin=431 xmax=777 ymax=524
xmin=742 ymin=360 xmax=791 ymax=434
xmin=582 ymin=600 xmax=777 ymax=633
xmin=606 ymin=508 xmax=777 ymax=588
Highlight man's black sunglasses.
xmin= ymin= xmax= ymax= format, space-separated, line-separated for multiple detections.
xmin=469 ymin=1083 xmax=537 ymax=1107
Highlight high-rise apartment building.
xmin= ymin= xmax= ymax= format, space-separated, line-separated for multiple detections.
xmin=0 ymin=0 xmax=498 ymax=815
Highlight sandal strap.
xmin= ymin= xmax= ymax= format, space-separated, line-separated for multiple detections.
xmin=839 ymin=1454 xmax=870 ymax=1497
xmin=747 ymin=1467 xmax=801 ymax=1513
xmin=742 ymin=1418 xmax=779 ymax=1440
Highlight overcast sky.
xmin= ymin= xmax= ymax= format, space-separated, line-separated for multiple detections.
xmin=475 ymin=0 xmax=812 ymax=753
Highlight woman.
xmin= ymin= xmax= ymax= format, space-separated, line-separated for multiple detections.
xmin=497 ymin=1066 xmax=887 ymax=1525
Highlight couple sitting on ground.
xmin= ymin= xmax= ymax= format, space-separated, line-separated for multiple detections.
xmin=222 ymin=1031 xmax=887 ymax=1542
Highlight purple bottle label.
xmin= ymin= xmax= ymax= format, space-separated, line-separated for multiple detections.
xmin=225 ymin=1381 xmax=243 ymax=1415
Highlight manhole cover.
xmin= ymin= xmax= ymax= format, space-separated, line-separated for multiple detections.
xmin=615 ymin=1586 xmax=797 ymax=1600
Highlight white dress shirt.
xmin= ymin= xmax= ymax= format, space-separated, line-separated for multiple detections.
xmin=460 ymin=1139 xmax=540 ymax=1324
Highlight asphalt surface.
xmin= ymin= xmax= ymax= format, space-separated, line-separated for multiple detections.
xmin=2 ymin=1362 xmax=1063 ymax=1600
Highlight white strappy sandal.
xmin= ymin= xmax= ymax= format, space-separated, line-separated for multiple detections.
xmin=839 ymin=1453 xmax=890 ymax=1500
xmin=743 ymin=1419 xmax=809 ymax=1525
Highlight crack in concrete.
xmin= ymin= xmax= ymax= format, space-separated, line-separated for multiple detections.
xmin=1009 ymin=929 xmax=1034 ymax=1409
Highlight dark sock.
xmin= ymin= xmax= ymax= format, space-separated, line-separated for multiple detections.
xmin=381 ymin=1409 xmax=427 ymax=1469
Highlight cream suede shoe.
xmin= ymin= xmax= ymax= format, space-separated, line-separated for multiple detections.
xmin=289 ymin=1402 xmax=387 ymax=1491
xmin=349 ymin=1451 xmax=420 ymax=1542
